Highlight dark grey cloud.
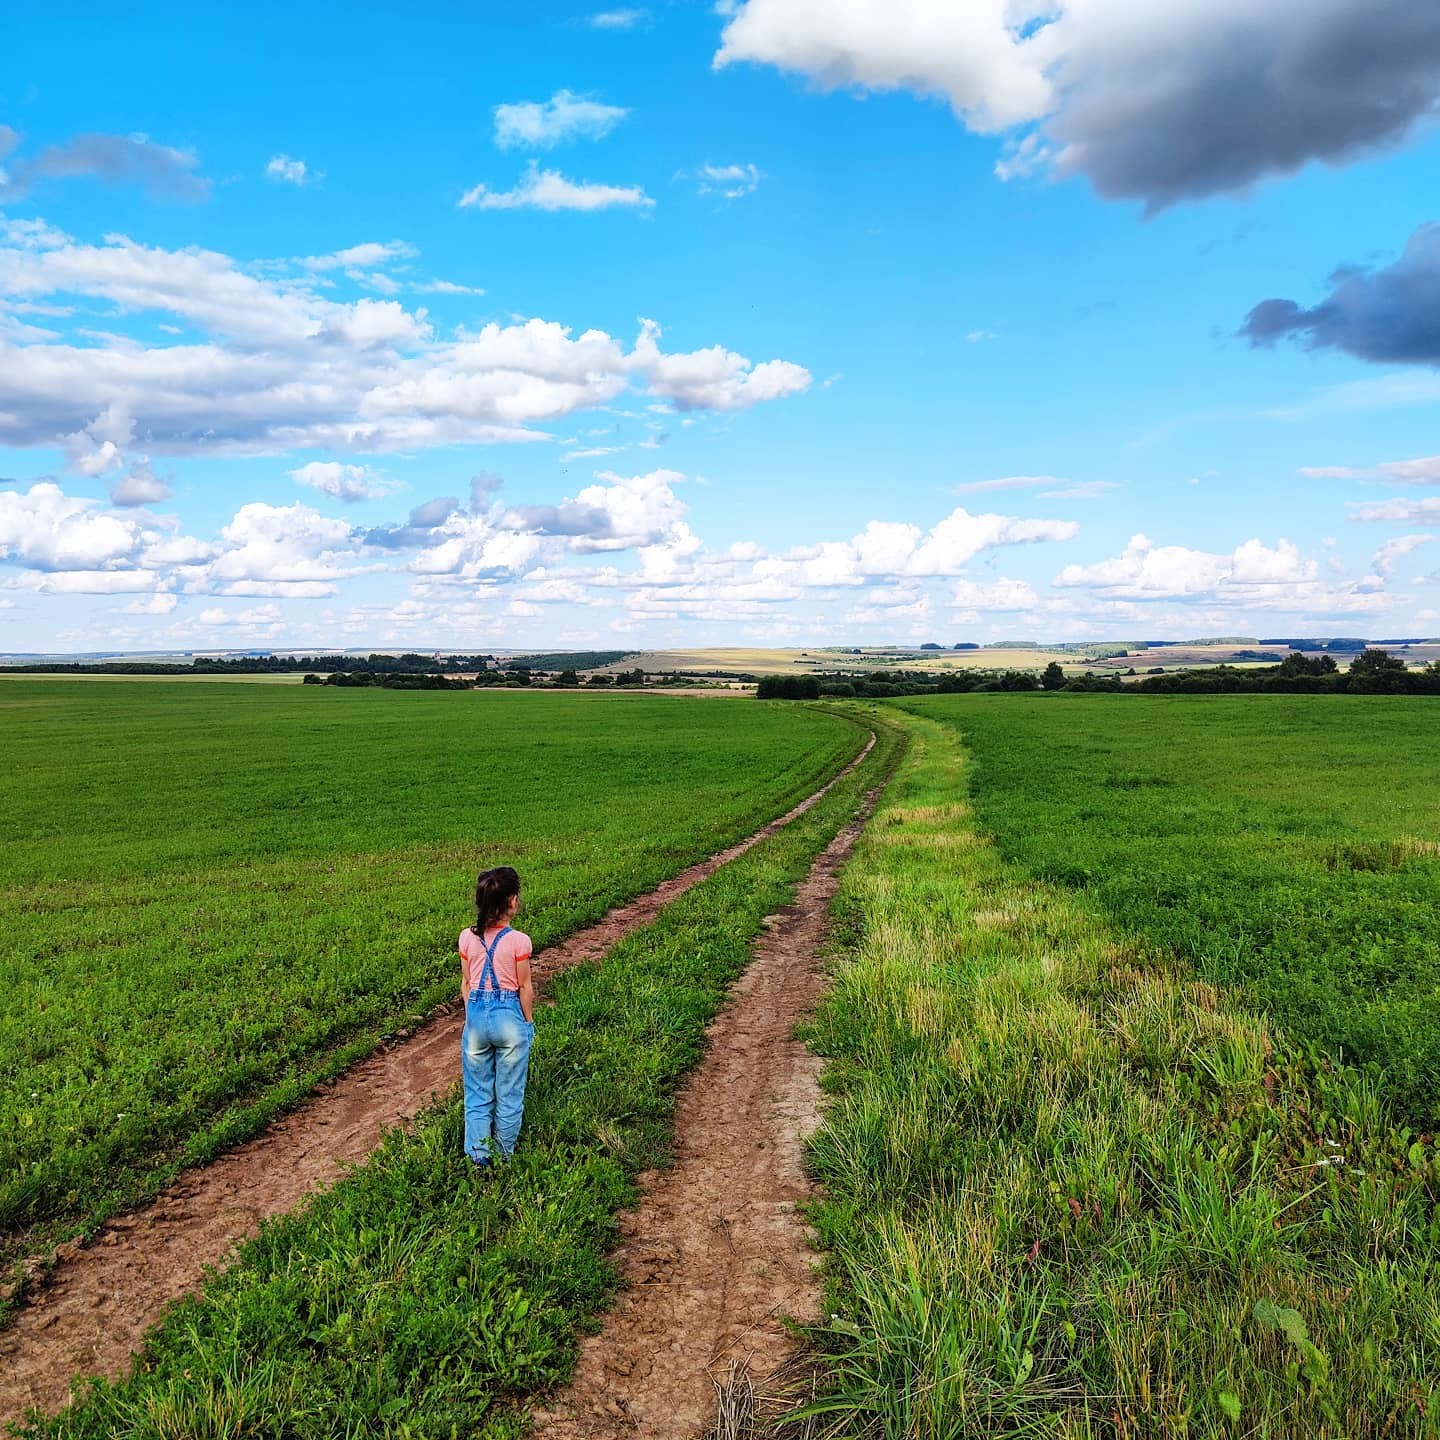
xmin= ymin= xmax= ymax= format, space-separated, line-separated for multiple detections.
xmin=1240 ymin=222 xmax=1440 ymax=364
xmin=720 ymin=0 xmax=1440 ymax=213
xmin=409 ymin=495 xmax=461 ymax=528
xmin=363 ymin=496 xmax=461 ymax=550
xmin=0 ymin=131 xmax=210 ymax=203
xmin=1051 ymin=1 xmax=1440 ymax=212
xmin=503 ymin=501 xmax=615 ymax=539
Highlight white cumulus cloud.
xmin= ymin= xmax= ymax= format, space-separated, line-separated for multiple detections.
xmin=460 ymin=163 xmax=654 ymax=212
xmin=0 ymin=225 xmax=809 ymax=460
xmin=289 ymin=462 xmax=400 ymax=503
xmin=265 ymin=155 xmax=318 ymax=186
xmin=1371 ymin=535 xmax=1434 ymax=575
xmin=493 ymin=91 xmax=629 ymax=150
xmin=197 ymin=502 xmax=358 ymax=597
xmin=122 ymin=592 xmax=179 ymax=614
xmin=1049 ymin=533 xmax=1390 ymax=615
xmin=632 ymin=318 xmax=810 ymax=410
xmin=109 ymin=460 xmax=171 ymax=507
xmin=0 ymin=481 xmax=145 ymax=571
xmin=949 ymin=577 xmax=1038 ymax=610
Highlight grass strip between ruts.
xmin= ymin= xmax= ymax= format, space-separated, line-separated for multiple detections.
xmin=797 ymin=708 xmax=1439 ymax=1439
xmin=15 ymin=708 xmax=904 ymax=1440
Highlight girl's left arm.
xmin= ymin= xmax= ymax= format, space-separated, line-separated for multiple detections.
xmin=516 ymin=953 xmax=534 ymax=1023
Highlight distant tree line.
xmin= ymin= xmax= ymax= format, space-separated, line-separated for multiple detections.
xmin=303 ymin=663 xmax=695 ymax=692
xmin=755 ymin=650 xmax=1440 ymax=701
xmin=7 ymin=652 xmax=494 ymax=676
xmin=304 ymin=671 xmax=476 ymax=689
xmin=759 ymin=669 xmax=1045 ymax=699
xmin=203 ymin=652 xmax=495 ymax=674
xmin=1127 ymin=650 xmax=1440 ymax=695
xmin=501 ymin=650 xmax=634 ymax=671
xmin=756 ymin=675 xmax=823 ymax=699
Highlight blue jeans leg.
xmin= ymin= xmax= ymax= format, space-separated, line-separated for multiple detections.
xmin=461 ymin=1006 xmax=497 ymax=1163
xmin=492 ymin=1004 xmax=534 ymax=1157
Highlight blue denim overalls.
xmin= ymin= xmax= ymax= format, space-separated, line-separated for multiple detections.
xmin=460 ymin=926 xmax=535 ymax=1165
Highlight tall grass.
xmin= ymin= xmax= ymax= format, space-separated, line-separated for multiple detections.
xmin=904 ymin=694 xmax=1440 ymax=1126
xmin=801 ymin=711 xmax=1439 ymax=1438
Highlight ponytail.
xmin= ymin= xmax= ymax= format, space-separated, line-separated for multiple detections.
xmin=473 ymin=865 xmax=521 ymax=934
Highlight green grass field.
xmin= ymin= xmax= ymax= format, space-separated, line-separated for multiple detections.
xmin=0 ymin=681 xmax=859 ymax=1262
xmin=15 ymin=709 xmax=903 ymax=1440
xmin=901 ymin=694 xmax=1440 ymax=1126
xmin=8 ymin=687 xmax=1438 ymax=1438
xmin=803 ymin=706 xmax=1438 ymax=1438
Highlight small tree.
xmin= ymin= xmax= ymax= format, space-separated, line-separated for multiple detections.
xmin=756 ymin=675 xmax=821 ymax=700
xmin=1278 ymin=652 xmax=1338 ymax=679
xmin=1347 ymin=648 xmax=1410 ymax=693
xmin=1041 ymin=661 xmax=1064 ymax=691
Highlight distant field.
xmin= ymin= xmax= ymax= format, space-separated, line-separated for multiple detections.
xmin=598 ymin=642 xmax=1378 ymax=678
xmin=596 ymin=646 xmax=1080 ymax=676
xmin=904 ymin=693 xmax=1440 ymax=1123
xmin=596 ymin=647 xmax=853 ymax=676
xmin=0 ymin=681 xmax=859 ymax=1254
xmin=902 ymin=646 xmax=1077 ymax=672
xmin=1089 ymin=642 xmax=1286 ymax=671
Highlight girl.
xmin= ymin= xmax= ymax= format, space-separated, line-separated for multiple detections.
xmin=459 ymin=865 xmax=535 ymax=1168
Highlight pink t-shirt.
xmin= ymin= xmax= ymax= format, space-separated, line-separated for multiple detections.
xmin=459 ymin=926 xmax=533 ymax=996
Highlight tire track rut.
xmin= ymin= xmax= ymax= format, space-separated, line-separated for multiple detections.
xmin=534 ymin=775 xmax=885 ymax=1439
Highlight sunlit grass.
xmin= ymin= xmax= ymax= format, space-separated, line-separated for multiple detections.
xmin=802 ymin=710 xmax=1439 ymax=1438
xmin=904 ymin=693 xmax=1440 ymax=1126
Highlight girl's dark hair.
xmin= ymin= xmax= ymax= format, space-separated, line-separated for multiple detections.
xmin=473 ymin=865 xmax=521 ymax=933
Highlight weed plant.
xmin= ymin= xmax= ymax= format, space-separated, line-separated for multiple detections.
xmin=802 ymin=709 xmax=1438 ymax=1438
xmin=900 ymin=695 xmax=1440 ymax=1125
xmin=0 ymin=682 xmax=857 ymax=1263
xmin=14 ymin=707 xmax=904 ymax=1440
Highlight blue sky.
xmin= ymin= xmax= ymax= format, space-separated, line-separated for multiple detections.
xmin=3 ymin=0 xmax=1440 ymax=653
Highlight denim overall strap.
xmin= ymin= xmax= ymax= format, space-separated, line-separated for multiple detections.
xmin=476 ymin=925 xmax=513 ymax=994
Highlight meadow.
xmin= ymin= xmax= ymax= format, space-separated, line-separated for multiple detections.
xmin=804 ymin=705 xmax=1439 ymax=1438
xmin=903 ymin=694 xmax=1440 ymax=1125
xmin=13 ymin=707 xmax=903 ymax=1439
xmin=8 ymin=686 xmax=1438 ymax=1439
xmin=0 ymin=681 xmax=860 ymax=1263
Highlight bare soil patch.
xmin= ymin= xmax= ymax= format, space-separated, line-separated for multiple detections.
xmin=0 ymin=734 xmax=873 ymax=1429
xmin=534 ymin=783 xmax=883 ymax=1440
